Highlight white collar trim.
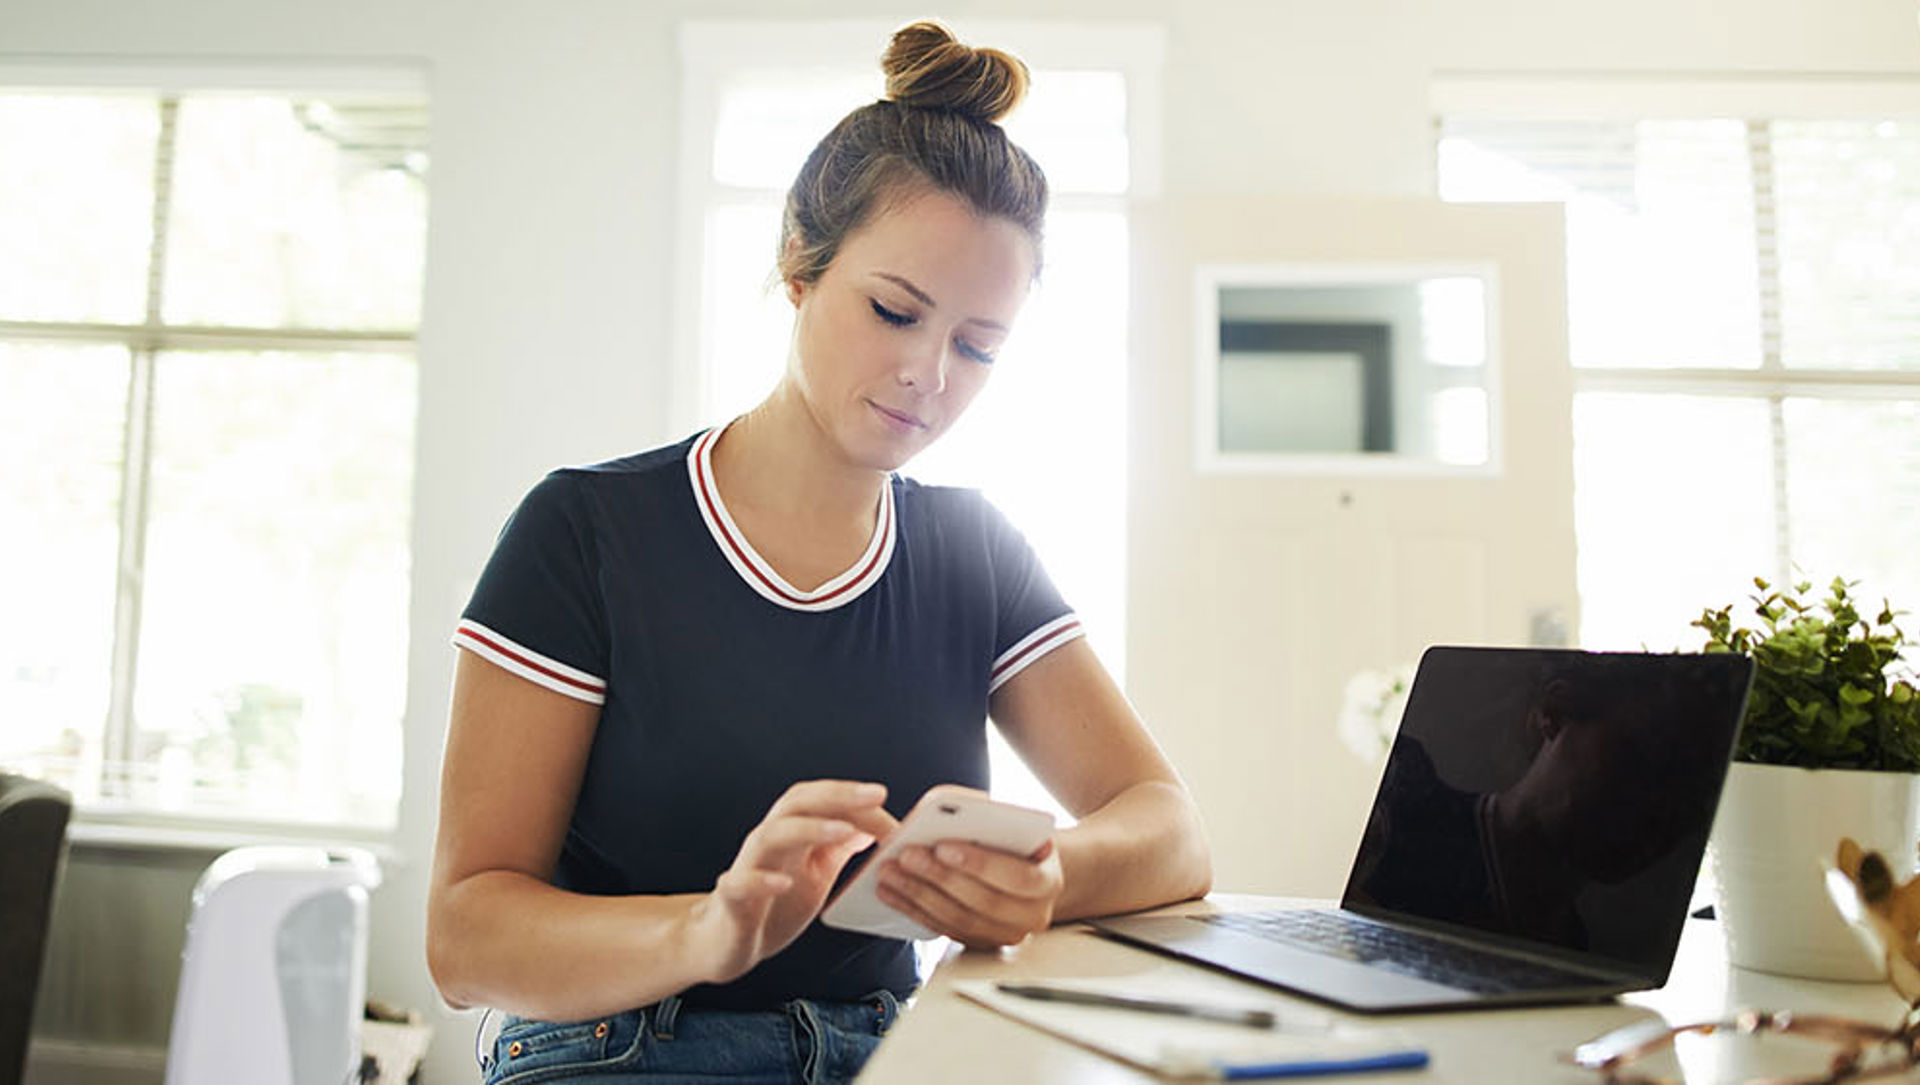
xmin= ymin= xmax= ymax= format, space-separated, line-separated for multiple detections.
xmin=686 ymin=421 xmax=896 ymax=612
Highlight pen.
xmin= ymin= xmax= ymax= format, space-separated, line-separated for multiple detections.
xmin=994 ymin=982 xmax=1279 ymax=1029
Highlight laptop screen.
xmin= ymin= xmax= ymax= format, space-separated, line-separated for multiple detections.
xmin=1341 ymin=646 xmax=1753 ymax=978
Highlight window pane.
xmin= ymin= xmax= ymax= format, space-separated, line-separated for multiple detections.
xmin=1572 ymin=393 xmax=1775 ymax=651
xmin=0 ymin=94 xmax=157 ymax=323
xmin=911 ymin=209 xmax=1129 ymax=659
xmin=711 ymin=68 xmax=1123 ymax=195
xmin=1774 ymin=120 xmax=1920 ymax=372
xmin=163 ymin=96 xmax=428 ymax=330
xmin=703 ymin=201 xmax=791 ymax=419
xmin=1431 ymin=386 xmax=1489 ymax=466
xmin=0 ymin=344 xmax=128 ymax=799
xmin=1439 ymin=119 xmax=1762 ymax=369
xmin=1784 ymin=398 xmax=1920 ymax=609
xmin=1002 ymin=71 xmax=1128 ymax=195
xmin=713 ymin=71 xmax=880 ymax=189
xmin=131 ymin=351 xmax=415 ymax=824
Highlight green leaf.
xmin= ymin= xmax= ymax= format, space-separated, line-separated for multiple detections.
xmin=1712 ymin=572 xmax=1920 ymax=770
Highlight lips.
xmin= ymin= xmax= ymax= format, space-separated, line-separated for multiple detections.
xmin=868 ymin=400 xmax=928 ymax=431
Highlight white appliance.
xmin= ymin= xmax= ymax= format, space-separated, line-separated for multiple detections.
xmin=165 ymin=846 xmax=382 ymax=1085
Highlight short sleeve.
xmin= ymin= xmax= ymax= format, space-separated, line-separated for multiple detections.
xmin=982 ymin=498 xmax=1084 ymax=695
xmin=452 ymin=472 xmax=610 ymax=705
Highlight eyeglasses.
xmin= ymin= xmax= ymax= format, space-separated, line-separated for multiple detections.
xmin=1567 ymin=844 xmax=1920 ymax=1084
xmin=1564 ymin=1005 xmax=1920 ymax=1084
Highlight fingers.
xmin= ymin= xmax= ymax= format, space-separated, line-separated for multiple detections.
xmin=768 ymin=779 xmax=888 ymax=818
xmin=875 ymin=841 xmax=1061 ymax=947
xmin=875 ymin=862 xmax=1031 ymax=947
xmin=745 ymin=815 xmax=875 ymax=867
xmin=845 ymin=804 xmax=902 ymax=840
xmin=765 ymin=780 xmax=899 ymax=841
xmin=738 ymin=779 xmax=896 ymax=867
xmin=918 ymin=841 xmax=1057 ymax=898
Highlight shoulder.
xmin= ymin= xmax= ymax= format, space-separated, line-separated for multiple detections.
xmin=553 ymin=432 xmax=701 ymax=488
xmin=893 ymin=475 xmax=1002 ymax=530
xmin=526 ymin=432 xmax=703 ymax=512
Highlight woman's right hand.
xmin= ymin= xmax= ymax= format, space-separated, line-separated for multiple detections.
xmin=685 ymin=780 xmax=899 ymax=985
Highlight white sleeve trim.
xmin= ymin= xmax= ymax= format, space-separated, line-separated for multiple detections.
xmin=988 ymin=614 xmax=1086 ymax=695
xmin=452 ymin=619 xmax=607 ymax=706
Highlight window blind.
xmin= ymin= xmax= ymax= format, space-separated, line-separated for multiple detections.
xmin=1437 ymin=116 xmax=1920 ymax=375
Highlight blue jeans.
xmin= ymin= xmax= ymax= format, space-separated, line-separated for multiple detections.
xmin=480 ymin=990 xmax=903 ymax=1085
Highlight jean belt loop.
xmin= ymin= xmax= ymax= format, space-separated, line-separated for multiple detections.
xmin=651 ymin=993 xmax=684 ymax=1040
xmin=786 ymin=998 xmax=826 ymax=1085
xmin=873 ymin=989 xmax=901 ymax=1036
xmin=473 ymin=1006 xmax=499 ymax=1071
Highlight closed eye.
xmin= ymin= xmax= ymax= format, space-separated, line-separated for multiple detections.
xmin=873 ymin=297 xmax=997 ymax=364
xmin=956 ymin=339 xmax=997 ymax=365
xmin=870 ymin=299 xmax=915 ymax=327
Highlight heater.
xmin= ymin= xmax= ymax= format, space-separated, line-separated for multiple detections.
xmin=165 ymin=847 xmax=382 ymax=1085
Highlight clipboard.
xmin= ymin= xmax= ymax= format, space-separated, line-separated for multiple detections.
xmin=952 ymin=978 xmax=1429 ymax=1080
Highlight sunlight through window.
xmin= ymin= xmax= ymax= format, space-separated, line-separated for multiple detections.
xmin=686 ymin=31 xmax=1149 ymax=816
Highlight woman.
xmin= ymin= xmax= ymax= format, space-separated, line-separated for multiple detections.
xmin=427 ymin=21 xmax=1212 ymax=1085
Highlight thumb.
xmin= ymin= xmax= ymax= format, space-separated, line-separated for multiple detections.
xmin=833 ymin=833 xmax=877 ymax=862
xmin=714 ymin=868 xmax=792 ymax=908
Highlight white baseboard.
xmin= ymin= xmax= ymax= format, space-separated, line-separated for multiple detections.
xmin=24 ymin=1039 xmax=165 ymax=1085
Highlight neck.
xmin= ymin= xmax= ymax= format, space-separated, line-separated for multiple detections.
xmin=1486 ymin=790 xmax=1577 ymax=899
xmin=712 ymin=384 xmax=887 ymax=529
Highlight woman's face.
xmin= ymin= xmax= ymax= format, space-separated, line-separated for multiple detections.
xmin=784 ymin=186 xmax=1036 ymax=472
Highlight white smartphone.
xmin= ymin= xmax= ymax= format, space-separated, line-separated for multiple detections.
xmin=820 ymin=784 xmax=1055 ymax=940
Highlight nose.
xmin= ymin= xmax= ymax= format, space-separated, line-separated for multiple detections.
xmin=896 ymin=337 xmax=949 ymax=395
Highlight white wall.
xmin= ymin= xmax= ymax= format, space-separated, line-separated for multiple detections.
xmin=8 ymin=1 xmax=1917 ymax=1082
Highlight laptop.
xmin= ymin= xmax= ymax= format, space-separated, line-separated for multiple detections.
xmin=1090 ymin=645 xmax=1754 ymax=1012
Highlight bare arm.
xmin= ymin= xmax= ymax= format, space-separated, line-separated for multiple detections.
xmin=872 ymin=638 xmax=1211 ymax=943
xmin=427 ymin=650 xmax=703 ymax=1019
xmin=427 ymin=651 xmax=894 ymax=1020
xmin=992 ymin=638 xmax=1213 ymax=919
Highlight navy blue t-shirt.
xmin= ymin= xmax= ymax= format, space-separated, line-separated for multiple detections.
xmin=453 ymin=425 xmax=1083 ymax=1009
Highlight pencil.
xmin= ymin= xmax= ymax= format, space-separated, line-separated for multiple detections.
xmin=994 ymin=982 xmax=1280 ymax=1029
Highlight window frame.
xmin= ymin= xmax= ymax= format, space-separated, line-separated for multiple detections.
xmin=671 ymin=19 xmax=1166 ymax=435
xmin=672 ymin=23 xmax=1163 ymax=816
xmin=0 ymin=61 xmax=427 ymax=833
xmin=1433 ymin=74 xmax=1920 ymax=600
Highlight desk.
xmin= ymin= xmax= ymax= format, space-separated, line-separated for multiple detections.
xmin=858 ymin=896 xmax=1914 ymax=1083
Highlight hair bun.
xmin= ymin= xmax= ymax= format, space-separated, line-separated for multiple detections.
xmin=881 ymin=21 xmax=1030 ymax=124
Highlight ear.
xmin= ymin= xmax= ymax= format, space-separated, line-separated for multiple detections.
xmin=781 ymin=235 xmax=809 ymax=307
xmin=1532 ymin=678 xmax=1571 ymax=741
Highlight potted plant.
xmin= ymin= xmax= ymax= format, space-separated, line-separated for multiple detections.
xmin=1695 ymin=576 xmax=1920 ymax=980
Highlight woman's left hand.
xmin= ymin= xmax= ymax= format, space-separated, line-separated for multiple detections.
xmin=873 ymin=837 xmax=1064 ymax=948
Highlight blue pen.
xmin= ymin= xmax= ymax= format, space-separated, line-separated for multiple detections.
xmin=1210 ymin=1049 xmax=1430 ymax=1080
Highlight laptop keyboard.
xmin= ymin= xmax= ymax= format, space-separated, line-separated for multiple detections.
xmin=1199 ymin=910 xmax=1608 ymax=995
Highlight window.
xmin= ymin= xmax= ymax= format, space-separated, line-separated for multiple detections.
xmin=1436 ymin=86 xmax=1920 ymax=651
xmin=679 ymin=23 xmax=1162 ymax=812
xmin=0 ymin=80 xmax=428 ymax=828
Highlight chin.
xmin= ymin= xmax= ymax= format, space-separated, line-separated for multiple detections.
xmin=844 ymin=423 xmax=934 ymax=473
xmin=841 ymin=434 xmax=918 ymax=474
xmin=873 ymin=445 xmax=924 ymax=473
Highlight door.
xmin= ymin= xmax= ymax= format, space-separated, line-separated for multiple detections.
xmin=1125 ymin=196 xmax=1575 ymax=895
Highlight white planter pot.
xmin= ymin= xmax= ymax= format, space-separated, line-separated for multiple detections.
xmin=1708 ymin=762 xmax=1920 ymax=981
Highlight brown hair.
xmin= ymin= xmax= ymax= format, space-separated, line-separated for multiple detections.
xmin=777 ymin=20 xmax=1050 ymax=287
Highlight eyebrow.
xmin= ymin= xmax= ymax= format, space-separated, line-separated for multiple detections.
xmin=874 ymin=272 xmax=1009 ymax=332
